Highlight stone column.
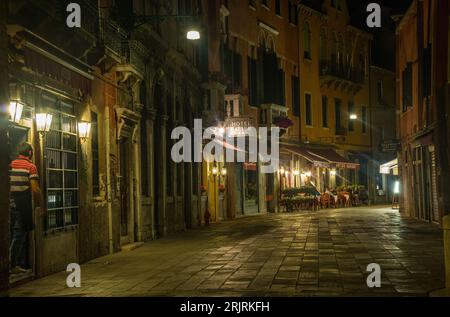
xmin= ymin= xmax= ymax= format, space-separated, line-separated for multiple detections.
xmin=158 ymin=114 xmax=168 ymax=236
xmin=147 ymin=109 xmax=156 ymax=239
xmin=0 ymin=0 xmax=10 ymax=295
xmin=133 ymin=103 xmax=143 ymax=242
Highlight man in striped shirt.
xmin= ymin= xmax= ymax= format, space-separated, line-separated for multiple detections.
xmin=9 ymin=142 xmax=41 ymax=274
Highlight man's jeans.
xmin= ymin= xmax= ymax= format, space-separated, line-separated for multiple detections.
xmin=10 ymin=198 xmax=27 ymax=268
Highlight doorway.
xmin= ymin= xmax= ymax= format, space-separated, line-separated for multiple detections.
xmin=9 ymin=126 xmax=35 ymax=284
xmin=119 ymin=139 xmax=130 ymax=243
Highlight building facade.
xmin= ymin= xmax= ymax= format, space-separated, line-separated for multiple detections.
xmin=4 ymin=0 xmax=206 ymax=284
xmin=397 ymin=1 xmax=440 ymax=222
xmin=396 ymin=0 xmax=450 ymax=224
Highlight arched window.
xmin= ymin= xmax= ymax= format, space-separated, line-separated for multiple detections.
xmin=303 ymin=21 xmax=311 ymax=59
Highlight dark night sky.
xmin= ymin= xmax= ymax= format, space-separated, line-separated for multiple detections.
xmin=346 ymin=0 xmax=413 ymax=70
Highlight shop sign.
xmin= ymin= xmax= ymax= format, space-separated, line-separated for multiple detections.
xmin=379 ymin=139 xmax=400 ymax=153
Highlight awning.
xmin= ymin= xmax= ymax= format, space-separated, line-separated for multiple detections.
xmin=380 ymin=159 xmax=398 ymax=175
xmin=283 ymin=146 xmax=329 ymax=167
xmin=283 ymin=145 xmax=359 ymax=169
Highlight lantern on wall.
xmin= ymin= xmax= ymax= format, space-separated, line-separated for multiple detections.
xmin=78 ymin=121 xmax=91 ymax=142
xmin=9 ymin=100 xmax=24 ymax=124
xmin=36 ymin=113 xmax=53 ymax=135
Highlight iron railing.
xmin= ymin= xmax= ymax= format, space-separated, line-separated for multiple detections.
xmin=320 ymin=59 xmax=365 ymax=84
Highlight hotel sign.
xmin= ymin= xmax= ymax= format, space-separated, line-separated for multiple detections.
xmin=225 ymin=116 xmax=254 ymax=137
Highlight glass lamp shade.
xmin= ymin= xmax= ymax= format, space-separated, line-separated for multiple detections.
xmin=211 ymin=167 xmax=218 ymax=176
xmin=221 ymin=168 xmax=227 ymax=176
xmin=36 ymin=113 xmax=53 ymax=133
xmin=186 ymin=30 xmax=200 ymax=40
xmin=78 ymin=121 xmax=91 ymax=139
xmin=9 ymin=101 xmax=24 ymax=123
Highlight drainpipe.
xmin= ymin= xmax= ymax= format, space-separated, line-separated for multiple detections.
xmin=105 ymin=106 xmax=114 ymax=254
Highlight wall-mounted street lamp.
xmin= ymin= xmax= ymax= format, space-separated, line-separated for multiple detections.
xmin=279 ymin=167 xmax=285 ymax=175
xmin=9 ymin=100 xmax=24 ymax=124
xmin=349 ymin=114 xmax=358 ymax=120
xmin=186 ymin=29 xmax=201 ymax=40
xmin=211 ymin=166 xmax=219 ymax=176
xmin=221 ymin=167 xmax=227 ymax=176
xmin=36 ymin=113 xmax=53 ymax=135
xmin=330 ymin=169 xmax=337 ymax=176
xmin=78 ymin=121 xmax=91 ymax=143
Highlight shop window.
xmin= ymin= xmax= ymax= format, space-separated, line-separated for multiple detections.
xmin=44 ymin=95 xmax=78 ymax=230
xmin=91 ymin=111 xmax=99 ymax=196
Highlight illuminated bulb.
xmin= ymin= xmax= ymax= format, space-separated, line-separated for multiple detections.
xmin=186 ymin=30 xmax=200 ymax=40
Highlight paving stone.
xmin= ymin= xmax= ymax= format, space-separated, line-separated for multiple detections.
xmin=10 ymin=206 xmax=445 ymax=297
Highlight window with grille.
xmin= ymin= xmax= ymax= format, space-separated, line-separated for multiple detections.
xmin=43 ymin=94 xmax=78 ymax=230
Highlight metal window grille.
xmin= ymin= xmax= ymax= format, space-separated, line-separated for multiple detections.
xmin=44 ymin=95 xmax=78 ymax=230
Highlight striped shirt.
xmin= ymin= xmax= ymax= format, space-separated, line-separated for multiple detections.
xmin=10 ymin=155 xmax=39 ymax=192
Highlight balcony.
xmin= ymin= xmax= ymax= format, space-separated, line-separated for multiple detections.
xmin=320 ymin=59 xmax=365 ymax=93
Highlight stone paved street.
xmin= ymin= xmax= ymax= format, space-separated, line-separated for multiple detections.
xmin=11 ymin=206 xmax=445 ymax=297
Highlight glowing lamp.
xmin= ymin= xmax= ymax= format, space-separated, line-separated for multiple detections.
xmin=221 ymin=167 xmax=227 ymax=176
xmin=78 ymin=121 xmax=91 ymax=142
xmin=186 ymin=30 xmax=200 ymax=40
xmin=9 ymin=101 xmax=24 ymax=123
xmin=36 ymin=113 xmax=53 ymax=134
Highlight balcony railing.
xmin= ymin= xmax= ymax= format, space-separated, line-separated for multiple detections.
xmin=320 ymin=59 xmax=365 ymax=85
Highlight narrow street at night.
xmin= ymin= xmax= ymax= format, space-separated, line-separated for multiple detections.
xmin=11 ymin=206 xmax=444 ymax=297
